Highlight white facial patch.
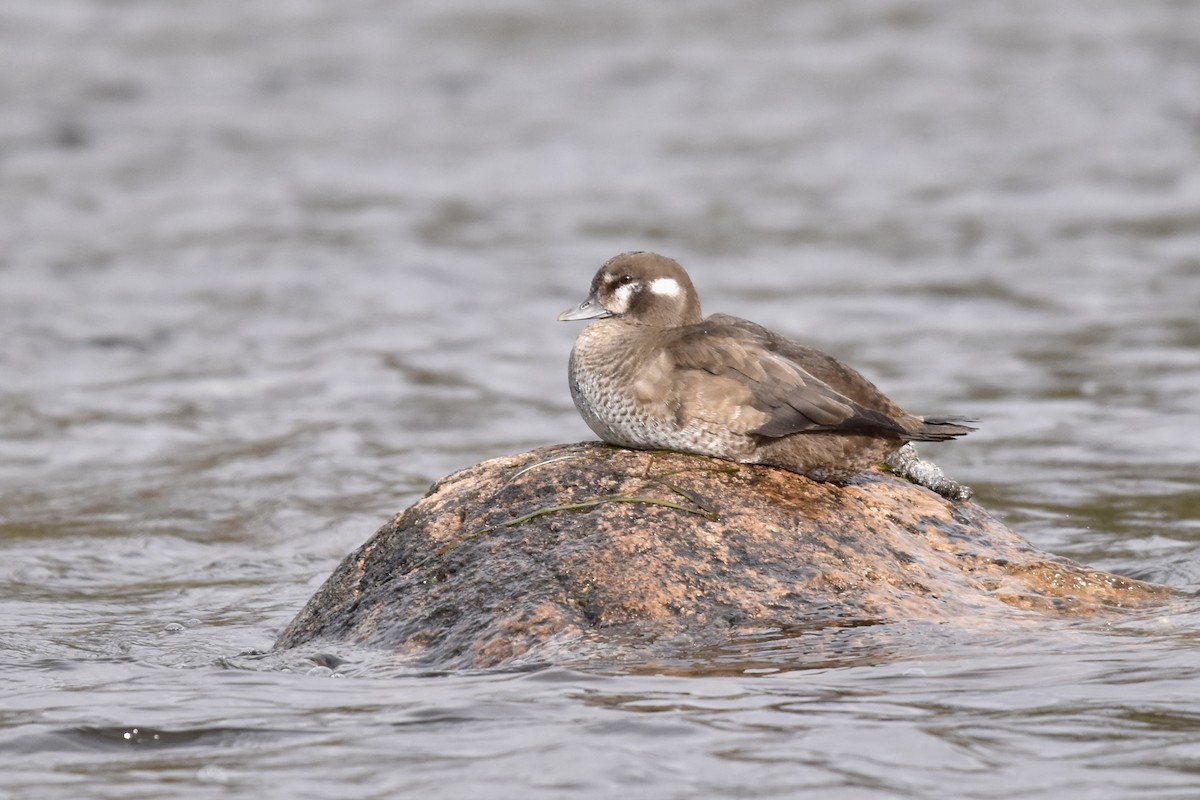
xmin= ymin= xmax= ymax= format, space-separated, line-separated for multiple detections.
xmin=649 ymin=277 xmax=681 ymax=297
xmin=610 ymin=282 xmax=637 ymax=314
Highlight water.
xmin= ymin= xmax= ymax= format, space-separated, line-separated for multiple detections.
xmin=2 ymin=0 xmax=1200 ymax=797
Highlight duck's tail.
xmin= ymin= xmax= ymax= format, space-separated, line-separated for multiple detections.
xmin=906 ymin=416 xmax=977 ymax=442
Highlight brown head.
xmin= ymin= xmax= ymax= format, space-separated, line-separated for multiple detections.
xmin=558 ymin=251 xmax=703 ymax=327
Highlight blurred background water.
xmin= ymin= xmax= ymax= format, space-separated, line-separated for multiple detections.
xmin=2 ymin=1 xmax=1200 ymax=798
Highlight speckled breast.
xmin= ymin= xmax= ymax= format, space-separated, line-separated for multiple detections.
xmin=566 ymin=324 xmax=754 ymax=461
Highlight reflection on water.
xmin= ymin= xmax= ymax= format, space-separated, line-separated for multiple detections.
xmin=2 ymin=0 xmax=1200 ymax=797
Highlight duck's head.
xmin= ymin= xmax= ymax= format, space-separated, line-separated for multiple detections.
xmin=558 ymin=251 xmax=703 ymax=327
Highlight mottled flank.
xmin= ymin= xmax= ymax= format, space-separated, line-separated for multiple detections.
xmin=275 ymin=443 xmax=1172 ymax=669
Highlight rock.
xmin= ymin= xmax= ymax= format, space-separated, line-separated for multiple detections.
xmin=275 ymin=443 xmax=1173 ymax=669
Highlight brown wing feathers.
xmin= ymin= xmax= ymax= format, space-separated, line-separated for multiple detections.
xmin=669 ymin=320 xmax=916 ymax=441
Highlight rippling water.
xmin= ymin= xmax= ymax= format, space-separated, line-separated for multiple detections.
xmin=3 ymin=1 xmax=1200 ymax=797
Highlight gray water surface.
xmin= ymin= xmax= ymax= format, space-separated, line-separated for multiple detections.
xmin=3 ymin=1 xmax=1200 ymax=798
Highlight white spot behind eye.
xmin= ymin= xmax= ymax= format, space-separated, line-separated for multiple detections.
xmin=649 ymin=277 xmax=681 ymax=297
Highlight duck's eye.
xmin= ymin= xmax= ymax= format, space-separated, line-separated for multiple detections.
xmin=618 ymin=274 xmax=634 ymax=285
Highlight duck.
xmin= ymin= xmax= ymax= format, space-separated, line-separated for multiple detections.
xmin=558 ymin=251 xmax=975 ymax=493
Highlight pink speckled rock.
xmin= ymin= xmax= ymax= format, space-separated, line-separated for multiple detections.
xmin=276 ymin=443 xmax=1172 ymax=669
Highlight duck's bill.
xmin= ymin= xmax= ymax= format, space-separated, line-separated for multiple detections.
xmin=558 ymin=296 xmax=613 ymax=321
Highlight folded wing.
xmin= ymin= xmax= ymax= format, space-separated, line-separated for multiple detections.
xmin=666 ymin=316 xmax=914 ymax=441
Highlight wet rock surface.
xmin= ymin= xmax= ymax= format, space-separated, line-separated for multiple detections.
xmin=276 ymin=443 xmax=1173 ymax=668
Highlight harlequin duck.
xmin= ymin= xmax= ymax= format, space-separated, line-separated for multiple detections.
xmin=558 ymin=251 xmax=975 ymax=493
